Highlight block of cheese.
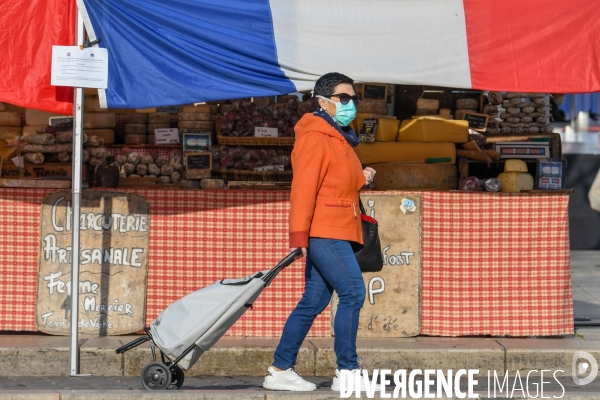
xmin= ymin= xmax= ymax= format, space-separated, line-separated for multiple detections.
xmin=22 ymin=125 xmax=46 ymax=135
xmin=365 ymin=162 xmax=457 ymax=190
xmin=179 ymin=104 xmax=216 ymax=114
xmin=352 ymin=113 xmax=396 ymax=134
xmin=416 ymin=98 xmax=439 ymax=110
xmin=375 ymin=118 xmax=400 ymax=142
xmin=0 ymin=126 xmax=22 ymax=139
xmin=148 ymin=112 xmax=171 ymax=124
xmin=354 ymin=142 xmax=456 ymax=164
xmin=25 ymin=109 xmax=65 ymax=126
xmin=124 ymin=124 xmax=147 ymax=134
xmin=504 ymin=159 xmax=528 ymax=172
xmin=148 ymin=124 xmax=170 ymax=134
xmin=456 ymin=98 xmax=479 ymax=110
xmin=125 ymin=113 xmax=148 ymax=124
xmin=83 ymin=113 xmax=116 ymax=129
xmin=86 ymin=129 xmax=115 ymax=144
xmin=1 ymin=112 xmax=22 ymax=127
xmin=498 ymin=172 xmax=534 ymax=192
xmin=398 ymin=117 xmax=468 ymax=143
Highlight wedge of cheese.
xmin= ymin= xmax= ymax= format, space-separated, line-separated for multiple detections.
xmin=375 ymin=119 xmax=400 ymax=142
xmin=354 ymin=142 xmax=456 ymax=164
xmin=498 ymin=172 xmax=534 ymax=192
xmin=504 ymin=159 xmax=528 ymax=172
xmin=398 ymin=117 xmax=468 ymax=143
xmin=365 ymin=162 xmax=457 ymax=190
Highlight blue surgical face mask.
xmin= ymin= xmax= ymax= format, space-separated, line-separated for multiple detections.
xmin=317 ymin=95 xmax=357 ymax=127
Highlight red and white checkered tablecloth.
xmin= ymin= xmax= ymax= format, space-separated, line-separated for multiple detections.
xmin=0 ymin=188 xmax=573 ymax=337
xmin=417 ymin=191 xmax=573 ymax=337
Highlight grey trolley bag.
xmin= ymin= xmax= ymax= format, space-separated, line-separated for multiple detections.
xmin=116 ymin=249 xmax=302 ymax=390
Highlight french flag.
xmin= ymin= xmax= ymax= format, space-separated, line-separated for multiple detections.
xmin=2 ymin=0 xmax=600 ymax=113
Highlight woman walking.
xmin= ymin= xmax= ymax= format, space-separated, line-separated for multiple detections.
xmin=263 ymin=72 xmax=377 ymax=392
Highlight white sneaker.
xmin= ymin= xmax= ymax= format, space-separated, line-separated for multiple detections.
xmin=262 ymin=366 xmax=317 ymax=391
xmin=331 ymin=369 xmax=381 ymax=392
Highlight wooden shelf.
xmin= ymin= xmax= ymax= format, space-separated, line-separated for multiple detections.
xmin=458 ymin=158 xmax=539 ymax=163
xmin=106 ymin=144 xmax=181 ymax=148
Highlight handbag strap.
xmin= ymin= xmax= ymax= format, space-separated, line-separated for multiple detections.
xmin=359 ymin=199 xmax=367 ymax=215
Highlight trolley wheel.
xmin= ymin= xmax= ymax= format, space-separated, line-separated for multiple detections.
xmin=141 ymin=362 xmax=172 ymax=390
xmin=168 ymin=365 xmax=185 ymax=390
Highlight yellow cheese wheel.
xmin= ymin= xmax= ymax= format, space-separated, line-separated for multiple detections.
xmin=25 ymin=109 xmax=64 ymax=126
xmin=498 ymin=172 xmax=534 ymax=193
xmin=416 ymin=98 xmax=439 ymax=110
xmin=398 ymin=117 xmax=468 ymax=143
xmin=365 ymin=162 xmax=457 ymax=190
xmin=375 ymin=118 xmax=400 ymax=142
xmin=83 ymin=113 xmax=117 ymax=129
xmin=504 ymin=159 xmax=528 ymax=172
xmin=354 ymin=142 xmax=456 ymax=164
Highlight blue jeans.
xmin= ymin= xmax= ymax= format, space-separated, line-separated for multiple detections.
xmin=273 ymin=238 xmax=366 ymax=371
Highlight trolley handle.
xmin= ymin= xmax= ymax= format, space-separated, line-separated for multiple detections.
xmin=277 ymin=248 xmax=303 ymax=269
xmin=262 ymin=248 xmax=303 ymax=287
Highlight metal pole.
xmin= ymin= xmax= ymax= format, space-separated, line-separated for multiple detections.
xmin=69 ymin=8 xmax=86 ymax=377
xmin=570 ymin=94 xmax=576 ymax=131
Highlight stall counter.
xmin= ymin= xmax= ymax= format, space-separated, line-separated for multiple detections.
xmin=0 ymin=188 xmax=572 ymax=337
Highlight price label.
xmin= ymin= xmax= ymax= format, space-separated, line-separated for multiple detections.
xmin=254 ymin=127 xmax=278 ymax=137
xmin=154 ymin=128 xmax=180 ymax=144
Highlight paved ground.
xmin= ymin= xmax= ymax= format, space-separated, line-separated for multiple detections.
xmin=0 ymin=251 xmax=598 ymax=399
xmin=572 ymin=251 xmax=600 ymax=323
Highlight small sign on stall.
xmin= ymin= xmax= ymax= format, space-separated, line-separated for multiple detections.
xmin=462 ymin=112 xmax=489 ymax=132
xmin=185 ymin=152 xmax=212 ymax=179
xmin=255 ymin=127 xmax=278 ymax=137
xmin=362 ymin=84 xmax=388 ymax=101
xmin=154 ymin=128 xmax=180 ymax=144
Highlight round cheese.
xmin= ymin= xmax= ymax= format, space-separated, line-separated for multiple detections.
xmin=124 ymin=124 xmax=147 ymax=134
xmin=148 ymin=112 xmax=171 ymax=124
xmin=504 ymin=159 xmax=528 ymax=172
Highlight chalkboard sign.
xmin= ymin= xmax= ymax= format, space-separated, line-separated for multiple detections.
xmin=185 ymin=152 xmax=212 ymax=179
xmin=462 ymin=112 xmax=489 ymax=132
xmin=362 ymin=84 xmax=388 ymax=101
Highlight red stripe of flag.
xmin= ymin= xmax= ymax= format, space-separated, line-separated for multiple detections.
xmin=0 ymin=0 xmax=75 ymax=114
xmin=464 ymin=0 xmax=600 ymax=93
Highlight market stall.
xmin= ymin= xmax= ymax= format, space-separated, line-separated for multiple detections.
xmin=2 ymin=0 xmax=598 ymax=340
xmin=0 ymin=188 xmax=572 ymax=337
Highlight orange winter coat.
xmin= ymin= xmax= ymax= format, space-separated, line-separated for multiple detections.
xmin=289 ymin=113 xmax=366 ymax=248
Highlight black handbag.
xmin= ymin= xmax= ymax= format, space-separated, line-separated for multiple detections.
xmin=354 ymin=200 xmax=383 ymax=272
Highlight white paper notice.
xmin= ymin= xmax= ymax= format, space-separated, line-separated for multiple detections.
xmin=51 ymin=46 xmax=108 ymax=88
